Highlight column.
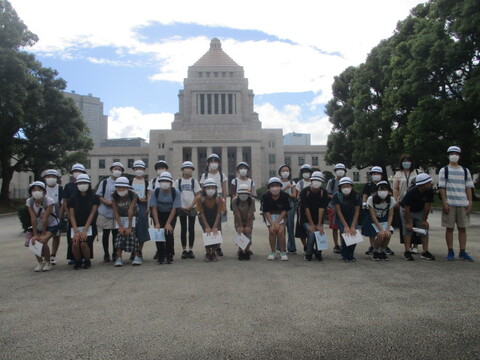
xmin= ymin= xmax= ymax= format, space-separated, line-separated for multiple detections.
xmin=192 ymin=146 xmax=198 ymax=168
xmin=221 ymin=146 xmax=228 ymax=177
xmin=172 ymin=145 xmax=183 ymax=180
xmin=251 ymin=144 xmax=263 ymax=188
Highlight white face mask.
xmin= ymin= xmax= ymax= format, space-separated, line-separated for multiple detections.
xmin=206 ymin=189 xmax=216 ymax=197
xmin=335 ymin=170 xmax=345 ymax=177
xmin=160 ymin=182 xmax=171 ymax=190
xmin=45 ymin=178 xmax=57 ymax=186
xmin=341 ymin=187 xmax=352 ymax=195
xmin=183 ymin=169 xmax=193 ymax=176
xmin=238 ymin=169 xmax=248 ymax=177
xmin=77 ymin=184 xmax=89 ymax=192
xmin=72 ymin=172 xmax=81 ymax=180
xmin=372 ymin=174 xmax=382 ymax=182
xmin=402 ymin=162 xmax=412 ymax=170
xmin=238 ymin=194 xmax=249 ymax=202
xmin=134 ymin=169 xmax=144 ymax=177
xmin=302 ymin=173 xmax=311 ymax=180
xmin=311 ymin=181 xmax=322 ymax=189
xmin=449 ymin=155 xmax=459 ymax=163
xmin=270 ymin=187 xmax=281 ymax=195
xmin=157 ymin=169 xmax=166 ymax=176
xmin=378 ymin=190 xmax=388 ymax=199
xmin=280 ymin=171 xmax=290 ymax=179
xmin=209 ymin=163 xmax=219 ymax=171
xmin=112 ymin=170 xmax=122 ymax=178
xmin=32 ymin=191 xmax=44 ymax=200
xmin=117 ymin=190 xmax=128 ymax=197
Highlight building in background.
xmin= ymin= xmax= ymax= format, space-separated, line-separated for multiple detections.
xmin=283 ymin=132 xmax=311 ymax=146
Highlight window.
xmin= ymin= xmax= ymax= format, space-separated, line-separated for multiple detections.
xmin=269 ymin=154 xmax=276 ymax=164
xmin=298 ymin=157 xmax=305 ymax=166
xmin=142 ymin=158 xmax=149 ymax=168
xmin=269 ymin=170 xmax=276 ymax=178
xmin=99 ymin=159 xmax=105 ymax=169
xmin=85 ymin=160 xmax=91 ymax=169
xmin=285 ymin=157 xmax=291 ymax=166
xmin=312 ymin=156 xmax=318 ymax=166
xmin=113 ymin=158 xmax=120 ymax=163
xmin=353 ymin=172 xmax=360 ymax=182
xmin=158 ymin=143 xmax=165 ymax=149
xmin=157 ymin=155 xmax=165 ymax=161
xmin=128 ymin=159 xmax=134 ymax=168
xmin=269 ymin=140 xmax=275 ymax=148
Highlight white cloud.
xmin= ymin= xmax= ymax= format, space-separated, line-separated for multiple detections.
xmin=108 ymin=107 xmax=173 ymax=140
xmin=255 ymin=103 xmax=332 ymax=145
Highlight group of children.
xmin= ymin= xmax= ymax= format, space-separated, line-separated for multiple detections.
xmin=25 ymin=146 xmax=475 ymax=271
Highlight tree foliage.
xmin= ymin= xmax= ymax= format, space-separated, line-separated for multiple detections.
xmin=325 ymin=0 xmax=480 ymax=173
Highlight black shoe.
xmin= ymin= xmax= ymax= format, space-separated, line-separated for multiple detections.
xmin=238 ymin=252 xmax=245 ymax=260
xmin=304 ymin=254 xmax=313 ymax=261
xmin=333 ymin=246 xmax=341 ymax=254
xmin=421 ymin=251 xmax=435 ymax=261
xmin=83 ymin=259 xmax=91 ymax=269
xmin=314 ymin=251 xmax=323 ymax=261
xmin=216 ymin=247 xmax=224 ymax=256
xmin=103 ymin=254 xmax=111 ymax=263
xmin=181 ymin=250 xmax=188 ymax=259
xmin=372 ymin=252 xmax=380 ymax=261
xmin=244 ymin=252 xmax=251 ymax=260
xmin=166 ymin=257 xmax=174 ymax=264
xmin=385 ymin=247 xmax=394 ymax=256
xmin=404 ymin=251 xmax=414 ymax=261
xmin=365 ymin=246 xmax=374 ymax=255
xmin=381 ymin=252 xmax=389 ymax=261
xmin=130 ymin=253 xmax=135 ymax=261
xmin=73 ymin=260 xmax=82 ymax=270
xmin=187 ymin=250 xmax=195 ymax=259
xmin=158 ymin=257 xmax=165 ymax=265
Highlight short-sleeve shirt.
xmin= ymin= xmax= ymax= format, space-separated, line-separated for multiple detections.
xmin=199 ymin=172 xmax=227 ymax=195
xmin=147 ymin=177 xmax=161 ymax=191
xmin=280 ymin=179 xmax=296 ymax=196
xmin=438 ymin=166 xmax=474 ymax=207
xmin=173 ymin=177 xmax=202 ymax=208
xmin=96 ymin=177 xmax=116 ymax=218
xmin=148 ymin=188 xmax=182 ymax=212
xmin=67 ymin=193 xmax=100 ymax=227
xmin=296 ymin=179 xmax=311 ymax=193
xmin=231 ymin=178 xmax=257 ymax=197
xmin=112 ymin=190 xmax=138 ymax=217
xmin=326 ymin=178 xmax=339 ymax=208
xmin=393 ymin=170 xmax=418 ymax=201
xmin=299 ymin=187 xmax=329 ymax=224
xmin=196 ymin=195 xmax=226 ymax=228
xmin=63 ymin=182 xmax=77 ymax=201
xmin=231 ymin=197 xmax=256 ymax=225
xmin=27 ymin=196 xmax=57 ymax=227
xmin=400 ymin=187 xmax=434 ymax=213
xmin=367 ymin=195 xmax=396 ymax=220
xmin=332 ymin=192 xmax=362 ymax=227
xmin=261 ymin=191 xmax=291 ymax=214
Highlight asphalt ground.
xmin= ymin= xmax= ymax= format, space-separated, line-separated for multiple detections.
xmin=1 ymin=207 xmax=479 ymax=360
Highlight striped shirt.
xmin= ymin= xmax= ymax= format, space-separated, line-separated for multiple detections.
xmin=438 ymin=166 xmax=474 ymax=207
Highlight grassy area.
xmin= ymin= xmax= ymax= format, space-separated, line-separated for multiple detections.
xmin=0 ymin=200 xmax=25 ymax=215
xmin=431 ymin=195 xmax=480 ymax=211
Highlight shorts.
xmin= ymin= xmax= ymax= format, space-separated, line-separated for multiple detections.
xmin=441 ymin=206 xmax=470 ymax=228
xmin=97 ymin=214 xmax=116 ymax=230
xmin=400 ymin=208 xmax=428 ymax=238
xmin=47 ymin=225 xmax=59 ymax=234
xmin=328 ymin=208 xmax=339 ymax=230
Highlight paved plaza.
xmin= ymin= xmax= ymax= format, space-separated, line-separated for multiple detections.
xmin=1 ymin=208 xmax=479 ymax=359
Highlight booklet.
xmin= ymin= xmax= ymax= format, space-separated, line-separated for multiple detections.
xmin=372 ymin=222 xmax=394 ymax=233
xmin=265 ymin=214 xmax=285 ymax=226
xmin=148 ymin=228 xmax=165 ymax=242
xmin=28 ymin=240 xmax=43 ymax=257
xmin=117 ymin=216 xmax=136 ymax=228
xmin=342 ymin=231 xmax=364 ymax=246
xmin=412 ymin=227 xmax=428 ymax=235
xmin=70 ymin=226 xmax=92 ymax=237
xmin=233 ymin=233 xmax=251 ymax=250
xmin=314 ymin=231 xmax=328 ymax=251
xmin=203 ymin=231 xmax=223 ymax=246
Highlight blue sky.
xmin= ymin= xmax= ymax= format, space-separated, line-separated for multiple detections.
xmin=10 ymin=0 xmax=424 ymax=144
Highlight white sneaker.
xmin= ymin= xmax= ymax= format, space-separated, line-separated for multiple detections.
xmin=114 ymin=258 xmax=123 ymax=267
xmin=411 ymin=247 xmax=418 ymax=254
xmin=132 ymin=256 xmax=143 ymax=266
xmin=280 ymin=252 xmax=289 ymax=261
xmin=50 ymin=255 xmax=57 ymax=265
xmin=34 ymin=262 xmax=45 ymax=272
xmin=42 ymin=262 xmax=52 ymax=271
xmin=267 ymin=252 xmax=276 ymax=260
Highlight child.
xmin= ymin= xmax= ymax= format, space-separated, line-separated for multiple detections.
xmin=196 ymin=178 xmax=225 ymax=262
xmin=232 ymin=184 xmax=256 ymax=260
xmin=199 ymin=154 xmax=227 ymax=256
xmin=26 ymin=181 xmax=58 ymax=272
xmin=295 ymin=164 xmax=313 ymax=252
xmin=278 ymin=164 xmax=297 ymax=253
xmin=96 ymin=161 xmax=124 ymax=262
xmin=438 ymin=146 xmax=474 ymax=261
xmin=363 ymin=181 xmax=396 ymax=261
xmin=230 ymin=162 xmax=257 ymax=199
xmin=130 ymin=160 xmax=150 ymax=263
xmin=261 ymin=177 xmax=291 ymax=261
xmin=43 ymin=169 xmax=64 ymax=265
xmin=149 ymin=172 xmax=181 ymax=264
xmin=300 ymin=171 xmax=329 ymax=261
xmin=326 ymin=163 xmax=346 ymax=254
xmin=332 ymin=177 xmax=362 ymax=262
xmin=400 ymin=173 xmax=435 ymax=261
xmin=67 ymin=174 xmax=99 ymax=269
xmin=173 ymin=161 xmax=202 ymax=259
xmin=111 ymin=177 xmax=140 ymax=267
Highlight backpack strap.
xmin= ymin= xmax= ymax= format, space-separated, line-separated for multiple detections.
xmin=101 ymin=179 xmax=107 ymax=197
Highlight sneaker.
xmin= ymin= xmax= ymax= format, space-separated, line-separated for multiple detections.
xmin=459 ymin=252 xmax=474 ymax=262
xmin=381 ymin=253 xmax=389 ymax=261
xmin=204 ymin=253 xmax=211 ymax=262
xmin=42 ymin=262 xmax=52 ymax=271
xmin=83 ymin=259 xmax=92 ymax=269
xmin=333 ymin=246 xmax=341 ymax=254
xmin=340 ymin=257 xmax=348 ymax=262
xmin=421 ymin=251 xmax=435 ymax=261
xmin=166 ymin=257 xmax=174 ymax=264
xmin=280 ymin=252 xmax=289 ymax=261
xmin=129 ymin=253 xmax=135 ymax=261
xmin=385 ymin=247 xmax=394 ymax=255
xmin=216 ymin=247 xmax=224 ymax=257
xmin=445 ymin=250 xmax=455 ymax=261
xmin=288 ymin=251 xmax=297 ymax=255
xmin=158 ymin=257 xmax=165 ymax=265
xmin=267 ymin=252 xmax=276 ymax=261
xmin=304 ymin=254 xmax=313 ymax=261
xmin=114 ymin=258 xmax=123 ymax=267
xmin=68 ymin=259 xmax=75 ymax=265
xmin=187 ymin=250 xmax=195 ymax=259
xmin=244 ymin=252 xmax=251 ymax=261
xmin=211 ymin=253 xmax=219 ymax=262
xmin=404 ymin=251 xmax=414 ymax=261
xmin=238 ymin=251 xmax=245 ymax=261
xmin=50 ymin=255 xmax=57 ymax=265
xmin=411 ymin=247 xmax=419 ymax=254
xmin=181 ymin=250 xmax=188 ymax=259
xmin=372 ymin=252 xmax=380 ymax=261
xmin=365 ymin=246 xmax=374 ymax=255
xmin=349 ymin=256 xmax=357 ymax=262
xmin=132 ymin=256 xmax=143 ymax=266
xmin=73 ymin=260 xmax=82 ymax=270
xmin=34 ymin=262 xmax=45 ymax=272
xmin=314 ymin=252 xmax=323 ymax=261
xmin=103 ymin=254 xmax=111 ymax=263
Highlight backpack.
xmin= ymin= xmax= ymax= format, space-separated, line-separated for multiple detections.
xmin=178 ymin=178 xmax=195 ymax=192
xmin=154 ymin=187 xmax=177 ymax=204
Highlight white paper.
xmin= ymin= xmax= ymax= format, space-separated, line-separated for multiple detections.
xmin=342 ymin=231 xmax=364 ymax=246
xmin=233 ymin=233 xmax=251 ymax=250
xmin=314 ymin=231 xmax=328 ymax=251
xmin=28 ymin=240 xmax=43 ymax=257
xmin=412 ymin=227 xmax=428 ymax=235
xmin=372 ymin=222 xmax=394 ymax=233
xmin=203 ymin=231 xmax=223 ymax=246
xmin=70 ymin=226 xmax=92 ymax=237
xmin=119 ymin=216 xmax=136 ymax=228
xmin=148 ymin=228 xmax=165 ymax=242
xmin=265 ymin=214 xmax=285 ymax=226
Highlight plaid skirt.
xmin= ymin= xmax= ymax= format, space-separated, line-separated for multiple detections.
xmin=114 ymin=228 xmax=138 ymax=253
